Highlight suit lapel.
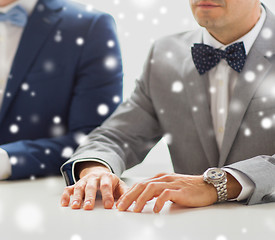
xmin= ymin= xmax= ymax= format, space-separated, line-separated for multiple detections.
xmin=0 ymin=0 xmax=63 ymax=124
xmin=219 ymin=5 xmax=275 ymax=167
xmin=218 ymin=49 xmax=271 ymax=167
xmin=183 ymin=38 xmax=220 ymax=167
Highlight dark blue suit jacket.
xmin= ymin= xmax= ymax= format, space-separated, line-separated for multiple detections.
xmin=0 ymin=0 xmax=123 ymax=180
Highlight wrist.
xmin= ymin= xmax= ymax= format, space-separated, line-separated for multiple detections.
xmin=226 ymin=173 xmax=242 ymax=199
xmin=202 ymin=176 xmax=218 ymax=203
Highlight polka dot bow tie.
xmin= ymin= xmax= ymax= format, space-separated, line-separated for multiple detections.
xmin=191 ymin=42 xmax=246 ymax=75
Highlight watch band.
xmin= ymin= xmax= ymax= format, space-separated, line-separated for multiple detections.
xmin=215 ymin=180 xmax=228 ymax=202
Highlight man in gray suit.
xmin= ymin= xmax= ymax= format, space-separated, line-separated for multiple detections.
xmin=60 ymin=0 xmax=275 ymax=213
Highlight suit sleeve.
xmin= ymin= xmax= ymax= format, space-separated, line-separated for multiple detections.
xmin=61 ymin=45 xmax=164 ymax=185
xmin=226 ymin=155 xmax=275 ymax=205
xmin=0 ymin=13 xmax=123 ymax=180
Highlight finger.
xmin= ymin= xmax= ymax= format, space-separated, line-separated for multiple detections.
xmin=61 ymin=186 xmax=74 ymax=207
xmin=71 ymin=180 xmax=87 ymax=209
xmin=83 ymin=177 xmax=99 ymax=210
xmin=150 ymin=172 xmax=169 ymax=179
xmin=100 ymin=173 xmax=116 ymax=209
xmin=114 ymin=179 xmax=129 ymax=199
xmin=119 ymin=179 xmax=130 ymax=195
xmin=116 ymin=174 xmax=173 ymax=207
xmin=151 ymin=174 xmax=176 ymax=183
xmin=116 ymin=175 xmax=174 ymax=211
xmin=154 ymin=189 xmax=179 ymax=213
xmin=116 ymin=183 xmax=135 ymax=207
xmin=117 ymin=182 xmax=147 ymax=211
xmin=133 ymin=182 xmax=168 ymax=213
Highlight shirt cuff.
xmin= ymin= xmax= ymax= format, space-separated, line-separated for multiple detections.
xmin=0 ymin=148 xmax=11 ymax=180
xmin=72 ymin=158 xmax=112 ymax=184
xmin=223 ymin=167 xmax=254 ymax=201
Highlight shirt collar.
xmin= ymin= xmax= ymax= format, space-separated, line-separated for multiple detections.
xmin=0 ymin=0 xmax=38 ymax=15
xmin=203 ymin=5 xmax=266 ymax=55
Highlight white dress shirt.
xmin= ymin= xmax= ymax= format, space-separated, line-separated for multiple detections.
xmin=0 ymin=0 xmax=37 ymax=179
xmin=203 ymin=6 xmax=266 ymax=201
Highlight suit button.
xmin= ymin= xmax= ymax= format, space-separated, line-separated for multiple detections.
xmin=218 ymin=127 xmax=224 ymax=134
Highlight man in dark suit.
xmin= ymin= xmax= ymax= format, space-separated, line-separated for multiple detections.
xmin=0 ymin=0 xmax=123 ymax=180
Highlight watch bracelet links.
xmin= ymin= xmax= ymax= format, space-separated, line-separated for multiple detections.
xmin=217 ymin=182 xmax=228 ymax=202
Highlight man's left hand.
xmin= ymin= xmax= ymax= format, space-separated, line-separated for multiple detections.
xmin=116 ymin=173 xmax=218 ymax=213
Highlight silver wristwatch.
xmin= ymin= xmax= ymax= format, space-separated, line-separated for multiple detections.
xmin=203 ymin=168 xmax=228 ymax=202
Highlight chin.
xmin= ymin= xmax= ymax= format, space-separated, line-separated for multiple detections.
xmin=196 ymin=18 xmax=216 ymax=28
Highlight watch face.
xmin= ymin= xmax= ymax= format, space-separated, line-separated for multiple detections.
xmin=206 ymin=168 xmax=225 ymax=180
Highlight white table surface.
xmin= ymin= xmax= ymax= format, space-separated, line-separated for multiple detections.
xmin=1 ymin=175 xmax=275 ymax=240
xmin=0 ymin=142 xmax=274 ymax=240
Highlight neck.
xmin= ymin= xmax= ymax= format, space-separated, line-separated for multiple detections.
xmin=207 ymin=5 xmax=262 ymax=45
xmin=0 ymin=0 xmax=17 ymax=7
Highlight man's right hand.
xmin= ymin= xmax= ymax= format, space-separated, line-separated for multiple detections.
xmin=60 ymin=162 xmax=128 ymax=210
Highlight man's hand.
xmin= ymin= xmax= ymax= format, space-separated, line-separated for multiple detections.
xmin=60 ymin=162 xmax=128 ymax=210
xmin=116 ymin=172 xmax=241 ymax=213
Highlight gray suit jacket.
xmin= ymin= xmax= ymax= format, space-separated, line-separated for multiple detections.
xmin=62 ymin=5 xmax=275 ymax=205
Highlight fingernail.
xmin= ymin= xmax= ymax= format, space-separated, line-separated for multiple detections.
xmin=61 ymin=201 xmax=67 ymax=206
xmin=117 ymin=202 xmax=124 ymax=210
xmin=133 ymin=207 xmax=139 ymax=212
xmin=84 ymin=201 xmax=91 ymax=206
xmin=153 ymin=205 xmax=159 ymax=213
xmin=72 ymin=200 xmax=79 ymax=206
xmin=106 ymin=200 xmax=112 ymax=207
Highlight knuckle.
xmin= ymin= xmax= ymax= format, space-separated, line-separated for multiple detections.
xmin=74 ymin=184 xmax=85 ymax=192
xmin=64 ymin=186 xmax=71 ymax=193
xmin=161 ymin=176 xmax=169 ymax=182
xmin=85 ymin=184 xmax=97 ymax=193
xmin=159 ymin=172 xmax=168 ymax=176
xmin=85 ymin=182 xmax=96 ymax=188
xmin=147 ymin=182 xmax=157 ymax=190
xmin=138 ymin=182 xmax=147 ymax=188
xmin=87 ymin=174 xmax=99 ymax=181
xmin=162 ymin=174 xmax=174 ymax=181
xmin=163 ymin=189 xmax=171 ymax=196
xmin=101 ymin=182 xmax=111 ymax=189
